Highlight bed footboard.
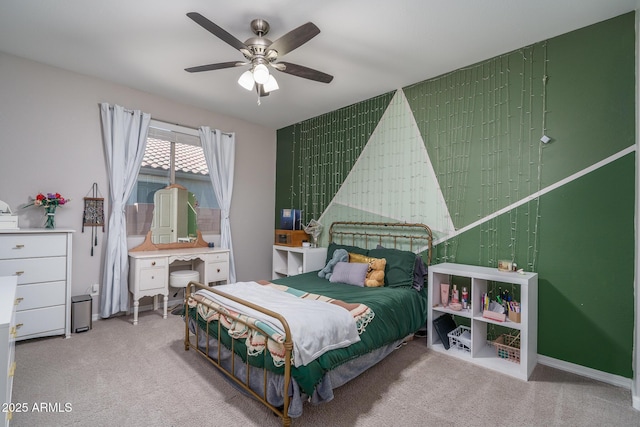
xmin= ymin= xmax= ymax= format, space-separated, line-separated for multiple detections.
xmin=184 ymin=280 xmax=294 ymax=427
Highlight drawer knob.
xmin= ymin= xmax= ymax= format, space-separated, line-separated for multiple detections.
xmin=217 ymin=268 xmax=221 ymax=273
xmin=15 ymin=271 xmax=24 ymax=276
xmin=151 ymin=261 xmax=156 ymax=266
xmin=14 ymin=244 xmax=24 ymax=249
xmin=16 ymin=323 xmax=23 ymax=330
xmin=10 ymin=325 xmax=22 ymax=338
xmin=14 ymin=297 xmax=23 ymax=305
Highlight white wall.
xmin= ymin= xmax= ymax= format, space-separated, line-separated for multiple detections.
xmin=0 ymin=52 xmax=276 ymax=317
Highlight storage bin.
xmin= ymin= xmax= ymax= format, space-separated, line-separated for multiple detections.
xmin=447 ymin=325 xmax=471 ymax=353
xmin=492 ymin=333 xmax=520 ymax=363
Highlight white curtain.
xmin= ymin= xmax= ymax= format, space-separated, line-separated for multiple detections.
xmin=99 ymin=103 xmax=151 ymax=318
xmin=200 ymin=126 xmax=237 ymax=283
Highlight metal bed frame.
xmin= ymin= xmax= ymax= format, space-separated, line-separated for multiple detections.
xmin=329 ymin=221 xmax=433 ymax=265
xmin=183 ymin=221 xmax=433 ymax=426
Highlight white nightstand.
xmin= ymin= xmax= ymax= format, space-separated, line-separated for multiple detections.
xmin=272 ymin=245 xmax=327 ymax=280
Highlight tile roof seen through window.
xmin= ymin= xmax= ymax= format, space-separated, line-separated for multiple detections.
xmin=141 ymin=138 xmax=209 ymax=175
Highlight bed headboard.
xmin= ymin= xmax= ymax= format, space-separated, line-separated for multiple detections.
xmin=328 ymin=221 xmax=433 ymax=265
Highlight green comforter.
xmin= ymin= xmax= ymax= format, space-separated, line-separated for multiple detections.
xmin=189 ymin=271 xmax=427 ymax=395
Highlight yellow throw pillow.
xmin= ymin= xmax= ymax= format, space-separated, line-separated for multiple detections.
xmin=348 ymin=252 xmax=386 ymax=287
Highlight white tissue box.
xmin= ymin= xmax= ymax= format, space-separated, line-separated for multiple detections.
xmin=0 ymin=215 xmax=19 ymax=229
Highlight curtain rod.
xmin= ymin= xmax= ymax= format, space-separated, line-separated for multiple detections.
xmin=101 ymin=104 xmax=234 ymax=137
xmin=150 ymin=119 xmax=236 ymax=138
xmin=150 ymin=118 xmax=198 ymax=136
xmin=104 ymin=104 xmax=135 ymax=115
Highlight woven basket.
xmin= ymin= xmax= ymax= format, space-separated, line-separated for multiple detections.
xmin=492 ymin=333 xmax=520 ymax=364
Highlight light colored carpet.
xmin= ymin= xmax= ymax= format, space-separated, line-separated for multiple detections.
xmin=10 ymin=310 xmax=640 ymax=427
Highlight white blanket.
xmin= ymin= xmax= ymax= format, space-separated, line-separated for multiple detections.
xmin=197 ymin=281 xmax=361 ymax=367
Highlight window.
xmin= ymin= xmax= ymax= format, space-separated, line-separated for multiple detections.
xmin=126 ymin=121 xmax=220 ymax=236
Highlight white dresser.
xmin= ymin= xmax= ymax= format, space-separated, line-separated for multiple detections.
xmin=128 ymin=247 xmax=230 ymax=325
xmin=1 ymin=275 xmax=19 ymax=427
xmin=0 ymin=229 xmax=73 ymax=340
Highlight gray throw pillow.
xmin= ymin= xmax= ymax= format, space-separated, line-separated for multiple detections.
xmin=329 ymin=262 xmax=368 ymax=287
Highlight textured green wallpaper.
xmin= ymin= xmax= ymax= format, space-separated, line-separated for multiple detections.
xmin=429 ymin=13 xmax=636 ymax=376
xmin=276 ymin=92 xmax=395 ymax=226
xmin=275 ymin=12 xmax=636 ymax=377
xmin=404 ymin=47 xmax=546 ymax=233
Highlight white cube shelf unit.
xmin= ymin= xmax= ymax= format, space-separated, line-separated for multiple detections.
xmin=272 ymin=245 xmax=327 ymax=280
xmin=427 ymin=262 xmax=538 ymax=380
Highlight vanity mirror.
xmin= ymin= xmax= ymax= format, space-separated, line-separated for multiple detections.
xmin=130 ymin=184 xmax=208 ymax=251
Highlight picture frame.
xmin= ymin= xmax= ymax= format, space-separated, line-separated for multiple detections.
xmin=498 ymin=260 xmax=513 ymax=272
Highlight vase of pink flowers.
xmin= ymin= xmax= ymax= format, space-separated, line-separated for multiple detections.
xmin=25 ymin=192 xmax=70 ymax=229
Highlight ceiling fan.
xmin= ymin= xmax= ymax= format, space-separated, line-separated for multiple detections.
xmin=185 ymin=12 xmax=334 ymax=100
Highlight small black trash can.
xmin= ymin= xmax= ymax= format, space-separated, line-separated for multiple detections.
xmin=71 ymin=294 xmax=92 ymax=333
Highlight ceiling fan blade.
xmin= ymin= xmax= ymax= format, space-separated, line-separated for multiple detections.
xmin=267 ymin=22 xmax=320 ymax=57
xmin=277 ymin=62 xmax=334 ymax=83
xmin=187 ymin=12 xmax=247 ymax=52
xmin=269 ymin=62 xmax=286 ymax=71
xmin=185 ymin=61 xmax=243 ymax=73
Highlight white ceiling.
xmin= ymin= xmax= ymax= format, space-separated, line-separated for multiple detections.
xmin=0 ymin=1 xmax=635 ymax=129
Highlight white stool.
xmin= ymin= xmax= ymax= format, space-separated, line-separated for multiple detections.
xmin=169 ymin=270 xmax=199 ymax=317
xmin=170 ymin=270 xmax=200 ymax=288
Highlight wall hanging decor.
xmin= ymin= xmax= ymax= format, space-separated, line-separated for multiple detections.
xmin=82 ymin=183 xmax=105 ymax=256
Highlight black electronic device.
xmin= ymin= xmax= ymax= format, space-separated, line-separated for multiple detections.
xmin=432 ymin=313 xmax=457 ymax=350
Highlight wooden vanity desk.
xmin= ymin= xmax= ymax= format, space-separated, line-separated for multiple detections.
xmin=128 ymin=233 xmax=229 ymax=325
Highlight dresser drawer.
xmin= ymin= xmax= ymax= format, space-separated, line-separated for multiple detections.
xmin=15 ymin=281 xmax=66 ymax=311
xmin=207 ymin=261 xmax=229 ymax=283
xmin=5 ymin=341 xmax=15 ymax=425
xmin=139 ymin=268 xmax=168 ymax=292
xmin=137 ymin=258 xmax=168 ymax=269
xmin=208 ymin=252 xmax=229 ymax=263
xmin=0 ymin=234 xmax=67 ymax=259
xmin=0 ymin=257 xmax=66 ymax=284
xmin=7 ymin=340 xmax=15 ymax=388
xmin=0 ymin=275 xmax=17 ymax=419
xmin=15 ymin=305 xmax=65 ymax=339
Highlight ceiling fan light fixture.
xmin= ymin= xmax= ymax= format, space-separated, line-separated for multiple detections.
xmin=252 ymin=63 xmax=270 ymax=84
xmin=238 ymin=70 xmax=255 ymax=91
xmin=185 ymin=13 xmax=333 ymax=100
xmin=263 ymin=74 xmax=279 ymax=93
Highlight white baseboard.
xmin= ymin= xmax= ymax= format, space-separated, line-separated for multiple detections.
xmin=537 ymin=354 xmax=632 ymax=389
xmin=633 ymin=395 xmax=640 ymax=411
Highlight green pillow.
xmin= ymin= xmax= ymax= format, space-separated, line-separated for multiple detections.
xmin=326 ymin=242 xmax=368 ymax=264
xmin=367 ymin=247 xmax=416 ymax=288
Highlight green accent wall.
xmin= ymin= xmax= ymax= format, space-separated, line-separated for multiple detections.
xmin=276 ymin=12 xmax=636 ymax=377
xmin=404 ymin=46 xmax=546 ymax=233
xmin=537 ymin=153 xmax=635 ymax=375
xmin=276 ymin=92 xmax=395 ymax=225
xmin=545 ymin=13 xmax=635 ymax=185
